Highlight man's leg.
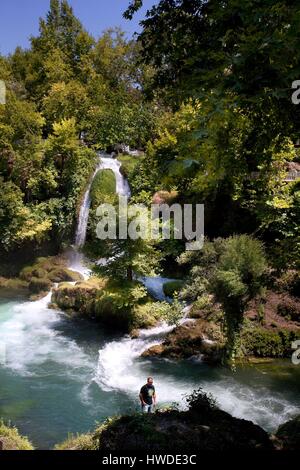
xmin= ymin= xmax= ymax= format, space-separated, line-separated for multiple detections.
xmin=142 ymin=404 xmax=148 ymax=413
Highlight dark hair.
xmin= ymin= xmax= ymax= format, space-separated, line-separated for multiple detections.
xmin=147 ymin=377 xmax=153 ymax=382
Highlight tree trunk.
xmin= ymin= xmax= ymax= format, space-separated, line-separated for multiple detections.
xmin=127 ymin=266 xmax=133 ymax=282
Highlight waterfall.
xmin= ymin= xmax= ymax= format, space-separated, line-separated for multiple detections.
xmin=75 ymin=156 xmax=102 ymax=248
xmin=74 ymin=153 xmax=131 ymax=250
xmin=71 ymin=153 xmax=132 ymax=277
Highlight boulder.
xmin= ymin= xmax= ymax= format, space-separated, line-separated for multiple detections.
xmin=142 ymin=319 xmax=225 ymax=363
xmin=276 ymin=415 xmax=300 ymax=450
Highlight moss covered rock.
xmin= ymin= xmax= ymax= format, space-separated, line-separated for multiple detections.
xmin=276 ymin=415 xmax=300 ymax=450
xmin=51 ymin=277 xmax=106 ymax=314
xmin=0 ymin=277 xmax=29 ymax=298
xmin=52 ymin=279 xmax=163 ymax=332
xmin=142 ymin=319 xmax=225 ymax=363
xmin=29 ymin=277 xmax=52 ymax=295
xmin=90 ymin=403 xmax=272 ymax=452
xmin=18 ymin=255 xmax=84 ymax=297
xmin=48 ymin=268 xmax=82 ymax=283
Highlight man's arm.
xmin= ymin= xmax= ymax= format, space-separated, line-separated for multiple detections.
xmin=139 ymin=389 xmax=146 ymax=405
xmin=153 ymin=389 xmax=157 ymax=406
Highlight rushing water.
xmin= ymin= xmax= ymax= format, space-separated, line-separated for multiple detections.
xmin=0 ymin=295 xmax=299 ymax=449
xmin=0 ymin=154 xmax=299 ymax=449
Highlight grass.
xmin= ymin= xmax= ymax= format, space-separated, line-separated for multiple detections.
xmin=90 ymin=169 xmax=116 ymax=208
xmin=55 ymin=433 xmax=95 ymax=450
xmin=117 ymin=154 xmax=139 ymax=178
xmin=0 ymin=421 xmax=34 ymax=450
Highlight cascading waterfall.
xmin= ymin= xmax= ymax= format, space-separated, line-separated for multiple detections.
xmin=74 ymin=152 xmax=131 ymax=250
xmin=70 ymin=152 xmax=132 ymax=277
xmin=94 ymin=324 xmax=175 ymax=393
xmin=99 ymin=154 xmax=131 ymax=197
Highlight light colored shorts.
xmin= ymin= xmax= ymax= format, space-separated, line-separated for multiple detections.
xmin=142 ymin=404 xmax=154 ymax=413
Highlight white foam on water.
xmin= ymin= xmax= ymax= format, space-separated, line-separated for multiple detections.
xmin=203 ymin=378 xmax=300 ymax=431
xmin=94 ymin=323 xmax=175 ymax=393
xmin=0 ymin=292 xmax=93 ymax=379
xmin=94 ymin=321 xmax=299 ymax=431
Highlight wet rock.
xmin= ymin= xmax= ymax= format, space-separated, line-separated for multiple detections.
xmin=276 ymin=415 xmax=300 ymax=450
xmin=142 ymin=344 xmax=164 ymax=357
xmin=92 ymin=407 xmax=273 ymax=452
xmin=141 ymin=319 xmax=225 ymax=363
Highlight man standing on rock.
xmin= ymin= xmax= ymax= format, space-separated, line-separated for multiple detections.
xmin=139 ymin=377 xmax=156 ymax=413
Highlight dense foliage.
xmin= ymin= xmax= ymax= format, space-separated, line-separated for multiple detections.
xmin=0 ymin=0 xmax=159 ymax=256
xmin=1 ymin=0 xmax=299 ymax=363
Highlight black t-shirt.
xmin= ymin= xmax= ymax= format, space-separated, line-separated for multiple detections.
xmin=140 ymin=384 xmax=155 ymax=405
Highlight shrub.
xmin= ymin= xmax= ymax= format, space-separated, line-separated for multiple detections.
xmin=218 ymin=235 xmax=267 ymax=292
xmin=241 ymin=326 xmax=300 ymax=357
xmin=0 ymin=421 xmax=34 ymax=450
xmin=257 ymin=304 xmax=266 ymax=325
xmin=132 ymin=302 xmax=164 ymax=329
xmin=276 ymin=270 xmax=300 ymax=298
xmin=213 ymin=270 xmax=247 ymax=301
xmin=94 ymin=282 xmax=147 ymax=330
xmin=185 ymin=388 xmax=218 ymax=413
xmin=132 ymin=299 xmax=183 ymax=329
xmin=94 ymin=294 xmax=131 ymax=330
xmin=180 ymin=274 xmax=209 ymax=301
xmin=55 ymin=433 xmax=95 ymax=450
xmin=189 ymin=294 xmax=221 ymax=320
xmin=118 ymin=154 xmax=139 ymax=178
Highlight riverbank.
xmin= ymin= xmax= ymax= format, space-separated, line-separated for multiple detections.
xmin=1 ymin=389 xmax=299 ymax=451
xmin=1 ymin=285 xmax=300 ymax=449
xmin=53 ymin=391 xmax=300 ymax=451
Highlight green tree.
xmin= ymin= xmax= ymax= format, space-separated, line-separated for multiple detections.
xmin=179 ymin=235 xmax=267 ymax=365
